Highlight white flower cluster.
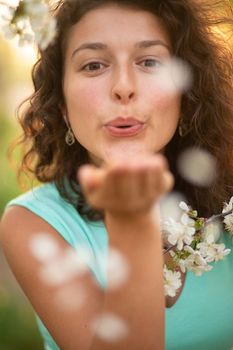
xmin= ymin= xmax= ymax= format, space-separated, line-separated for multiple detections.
xmin=223 ymin=197 xmax=233 ymax=236
xmin=162 ymin=199 xmax=233 ymax=297
xmin=0 ymin=0 xmax=57 ymax=50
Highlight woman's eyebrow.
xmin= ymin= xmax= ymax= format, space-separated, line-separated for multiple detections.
xmin=71 ymin=40 xmax=171 ymax=59
xmin=135 ymin=40 xmax=171 ymax=53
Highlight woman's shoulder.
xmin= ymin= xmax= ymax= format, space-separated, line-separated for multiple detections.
xmin=4 ymin=181 xmax=82 ymax=226
xmin=1 ymin=181 xmax=108 ymax=287
xmin=6 ymin=181 xmax=65 ymax=208
xmin=1 ymin=182 xmax=76 ymax=248
xmin=4 ymin=181 xmax=105 ymax=231
xmin=3 ymin=181 xmax=86 ymax=238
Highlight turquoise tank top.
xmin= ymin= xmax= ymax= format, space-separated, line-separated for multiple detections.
xmin=6 ymin=182 xmax=233 ymax=350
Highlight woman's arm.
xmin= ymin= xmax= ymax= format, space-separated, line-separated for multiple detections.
xmin=80 ymin=154 xmax=173 ymax=350
xmin=90 ymin=212 xmax=165 ymax=350
xmin=0 ymin=154 xmax=172 ymax=350
xmin=0 ymin=205 xmax=105 ymax=350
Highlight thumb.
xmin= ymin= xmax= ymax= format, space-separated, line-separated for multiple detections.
xmin=77 ymin=165 xmax=105 ymax=192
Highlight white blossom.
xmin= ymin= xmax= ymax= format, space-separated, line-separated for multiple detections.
xmin=0 ymin=6 xmax=14 ymax=33
xmin=203 ymin=221 xmax=222 ymax=243
xmin=196 ymin=234 xmax=218 ymax=263
xmin=179 ymin=201 xmax=189 ymax=212
xmin=163 ymin=198 xmax=232 ymax=296
xmin=209 ymin=243 xmax=231 ymax=262
xmin=0 ymin=0 xmax=57 ymax=50
xmin=223 ymin=197 xmax=233 ymax=235
xmin=197 ymin=232 xmax=231 ymax=262
xmin=24 ymin=0 xmax=49 ymax=18
xmin=33 ymin=16 xmax=56 ymax=50
xmin=163 ymin=214 xmax=196 ymax=251
xmin=163 ymin=265 xmax=182 ymax=297
xmin=182 ymin=246 xmax=213 ymax=276
xmin=1 ymin=23 xmax=18 ymax=39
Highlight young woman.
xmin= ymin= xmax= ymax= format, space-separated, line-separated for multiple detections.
xmin=1 ymin=0 xmax=233 ymax=349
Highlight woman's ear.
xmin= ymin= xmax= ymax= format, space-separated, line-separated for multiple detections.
xmin=59 ymin=104 xmax=68 ymax=125
xmin=63 ymin=114 xmax=69 ymax=125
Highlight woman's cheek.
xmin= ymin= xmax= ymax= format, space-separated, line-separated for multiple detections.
xmin=74 ymin=81 xmax=105 ymax=111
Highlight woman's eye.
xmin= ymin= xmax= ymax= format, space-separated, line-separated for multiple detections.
xmin=140 ymin=59 xmax=161 ymax=68
xmin=82 ymin=62 xmax=104 ymax=71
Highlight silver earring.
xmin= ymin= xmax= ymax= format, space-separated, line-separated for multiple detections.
xmin=65 ymin=127 xmax=75 ymax=146
xmin=178 ymin=118 xmax=187 ymax=137
xmin=179 ymin=123 xmax=184 ymax=137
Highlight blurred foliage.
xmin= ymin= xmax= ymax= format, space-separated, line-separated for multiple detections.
xmin=0 ymin=38 xmax=43 ymax=349
xmin=0 ymin=115 xmax=20 ymax=216
xmin=0 ymin=287 xmax=43 ymax=350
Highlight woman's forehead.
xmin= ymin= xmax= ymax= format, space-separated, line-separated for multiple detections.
xmin=65 ymin=4 xmax=171 ymax=55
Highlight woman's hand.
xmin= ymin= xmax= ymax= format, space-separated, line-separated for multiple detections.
xmin=77 ymin=154 xmax=173 ymax=218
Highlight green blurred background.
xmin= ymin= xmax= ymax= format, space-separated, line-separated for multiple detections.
xmin=0 ymin=37 xmax=43 ymax=349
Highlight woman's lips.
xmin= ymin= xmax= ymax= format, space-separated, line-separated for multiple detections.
xmin=104 ymin=117 xmax=145 ymax=137
xmin=104 ymin=123 xmax=145 ymax=137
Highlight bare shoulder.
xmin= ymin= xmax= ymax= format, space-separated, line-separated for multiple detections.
xmin=0 ymin=205 xmax=104 ymax=350
xmin=1 ymin=206 xmax=36 ymax=258
xmin=1 ymin=205 xmax=44 ymax=239
xmin=0 ymin=205 xmax=69 ymax=267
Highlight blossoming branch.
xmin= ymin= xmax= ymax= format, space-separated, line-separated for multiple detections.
xmin=162 ymin=198 xmax=233 ymax=297
xmin=0 ymin=0 xmax=57 ymax=50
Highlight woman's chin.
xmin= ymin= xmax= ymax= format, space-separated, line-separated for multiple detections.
xmin=101 ymin=144 xmax=156 ymax=164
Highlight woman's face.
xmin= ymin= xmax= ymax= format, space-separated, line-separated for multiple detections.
xmin=63 ymin=4 xmax=181 ymax=165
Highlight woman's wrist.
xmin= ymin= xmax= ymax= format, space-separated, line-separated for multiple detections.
xmin=104 ymin=207 xmax=161 ymax=244
xmin=105 ymin=202 xmax=160 ymax=225
xmin=105 ymin=208 xmax=154 ymax=226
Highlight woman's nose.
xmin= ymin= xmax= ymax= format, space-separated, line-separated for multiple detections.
xmin=111 ymin=67 xmax=136 ymax=104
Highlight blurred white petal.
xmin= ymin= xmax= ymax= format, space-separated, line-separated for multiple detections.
xmin=107 ymin=248 xmax=130 ymax=290
xmin=155 ymin=57 xmax=192 ymax=94
xmin=39 ymin=248 xmax=89 ymax=286
xmin=203 ymin=221 xmax=222 ymax=243
xmin=54 ymin=284 xmax=86 ymax=311
xmin=160 ymin=192 xmax=186 ymax=222
xmin=179 ymin=201 xmax=189 ymax=212
xmin=222 ymin=197 xmax=233 ymax=235
xmin=163 ymin=265 xmax=182 ymax=297
xmin=177 ymin=148 xmax=217 ymax=187
xmin=29 ymin=232 xmax=60 ymax=263
xmin=91 ymin=313 xmax=129 ymax=343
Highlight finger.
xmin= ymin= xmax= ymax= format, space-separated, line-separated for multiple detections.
xmin=138 ymin=166 xmax=173 ymax=201
xmin=77 ymin=165 xmax=105 ymax=193
xmin=105 ymin=155 xmax=167 ymax=200
xmin=126 ymin=158 xmax=166 ymax=197
xmin=160 ymin=171 xmax=174 ymax=194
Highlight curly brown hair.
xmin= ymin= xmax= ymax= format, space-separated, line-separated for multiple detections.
xmin=10 ymin=0 xmax=233 ymax=220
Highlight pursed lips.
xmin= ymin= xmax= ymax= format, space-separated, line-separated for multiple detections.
xmin=104 ymin=116 xmax=144 ymax=127
xmin=103 ymin=117 xmax=145 ymax=137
